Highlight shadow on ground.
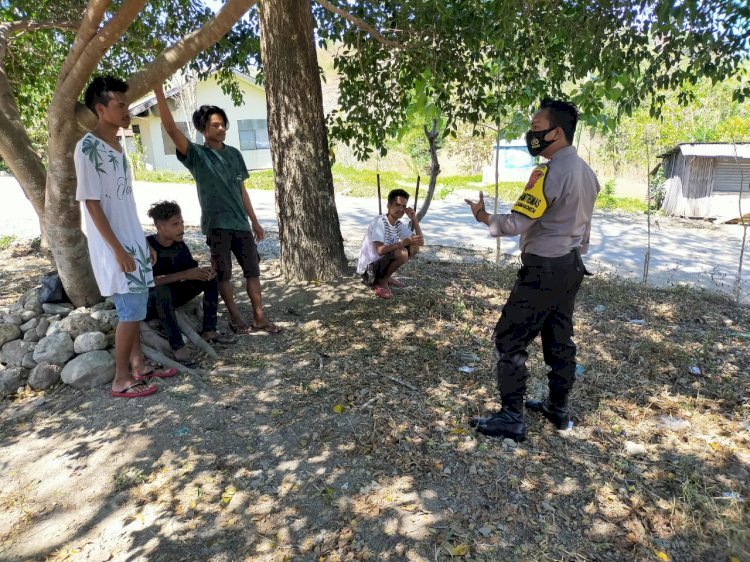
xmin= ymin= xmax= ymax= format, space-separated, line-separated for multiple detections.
xmin=0 ymin=248 xmax=748 ymax=561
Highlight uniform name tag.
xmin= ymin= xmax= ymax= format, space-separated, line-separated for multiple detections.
xmin=512 ymin=165 xmax=548 ymax=219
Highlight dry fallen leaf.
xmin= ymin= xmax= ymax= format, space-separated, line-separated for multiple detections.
xmin=449 ymin=543 xmax=469 ymax=556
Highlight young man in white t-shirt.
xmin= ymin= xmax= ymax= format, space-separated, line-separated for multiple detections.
xmin=75 ymin=76 xmax=177 ymax=399
xmin=356 ymin=189 xmax=425 ymax=299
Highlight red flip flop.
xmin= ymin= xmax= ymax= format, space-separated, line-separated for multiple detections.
xmin=111 ymin=381 xmax=158 ymax=398
xmin=373 ymin=286 xmax=393 ymax=299
xmin=133 ymin=367 xmax=178 ymax=381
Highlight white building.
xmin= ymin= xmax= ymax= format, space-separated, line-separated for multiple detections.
xmin=129 ymin=71 xmax=272 ymax=172
xmin=482 ymin=139 xmax=536 ymax=184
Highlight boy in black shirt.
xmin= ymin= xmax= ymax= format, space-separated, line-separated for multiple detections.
xmin=146 ymin=201 xmax=236 ymax=367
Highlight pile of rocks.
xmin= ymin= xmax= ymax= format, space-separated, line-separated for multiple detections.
xmin=0 ymin=288 xmax=119 ymax=396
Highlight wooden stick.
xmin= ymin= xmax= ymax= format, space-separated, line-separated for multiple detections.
xmin=175 ymin=309 xmax=217 ymax=358
xmin=360 ymin=393 xmax=384 ymax=410
xmin=377 ymin=173 xmax=382 ymax=215
xmin=383 ymin=373 xmax=418 ymax=391
xmin=411 ymin=175 xmax=421 ymax=231
xmin=141 ymin=343 xmax=201 ymax=376
xmin=139 ymin=321 xmax=174 ymax=357
xmin=414 ymin=175 xmax=420 ymax=214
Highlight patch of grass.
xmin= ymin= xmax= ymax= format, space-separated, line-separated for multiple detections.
xmin=244 ymin=169 xmax=275 ymax=191
xmin=0 ymin=234 xmax=16 ymax=251
xmin=596 ymin=179 xmax=647 ymax=213
xmin=134 ymin=169 xmax=194 ymax=183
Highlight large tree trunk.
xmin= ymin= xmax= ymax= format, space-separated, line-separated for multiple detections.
xmin=258 ymin=0 xmax=349 ymax=281
xmin=45 ymin=111 xmax=101 ymax=307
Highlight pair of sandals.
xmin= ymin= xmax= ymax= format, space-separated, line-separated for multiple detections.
xmin=374 ymin=277 xmax=407 ymax=300
xmin=111 ymin=363 xmax=179 ymax=398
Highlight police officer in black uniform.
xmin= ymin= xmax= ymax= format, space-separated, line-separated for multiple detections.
xmin=465 ymin=100 xmax=600 ymax=442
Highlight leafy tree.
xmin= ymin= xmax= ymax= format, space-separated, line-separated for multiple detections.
xmin=322 ymin=1 xmax=749 ymax=158
xmin=0 ymin=0 xmax=258 ymax=305
xmin=1 ymin=0 xmax=748 ymax=303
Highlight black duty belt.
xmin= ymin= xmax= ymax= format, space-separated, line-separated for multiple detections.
xmin=521 ymin=249 xmax=579 ymax=267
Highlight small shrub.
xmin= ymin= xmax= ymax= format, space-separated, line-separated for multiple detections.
xmin=0 ymin=235 xmax=16 ymax=251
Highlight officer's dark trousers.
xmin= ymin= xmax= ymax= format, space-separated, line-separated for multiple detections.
xmin=492 ymin=250 xmax=585 ymax=408
xmin=147 ymin=279 xmax=219 ymax=350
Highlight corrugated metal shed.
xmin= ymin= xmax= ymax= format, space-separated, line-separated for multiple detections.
xmin=659 ymin=143 xmax=750 ymax=218
xmin=659 ymin=143 xmax=750 ymax=159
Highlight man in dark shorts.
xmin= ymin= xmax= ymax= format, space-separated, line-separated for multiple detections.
xmin=146 ymin=201 xmax=236 ymax=367
xmin=356 ymin=189 xmax=424 ymax=299
xmin=154 ymin=84 xmax=280 ymax=334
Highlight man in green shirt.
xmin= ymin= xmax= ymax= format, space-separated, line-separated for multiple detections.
xmin=154 ymin=85 xmax=280 ymax=334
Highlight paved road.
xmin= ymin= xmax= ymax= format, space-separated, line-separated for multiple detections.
xmin=1 ymin=177 xmax=748 ymax=302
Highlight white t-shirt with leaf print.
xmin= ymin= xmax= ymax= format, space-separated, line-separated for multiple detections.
xmin=75 ymin=132 xmax=153 ymax=297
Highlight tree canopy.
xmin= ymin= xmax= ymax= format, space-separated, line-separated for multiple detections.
xmin=318 ymin=0 xmax=750 ymax=159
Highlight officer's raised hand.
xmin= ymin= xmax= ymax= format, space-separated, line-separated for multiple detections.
xmin=465 ymin=191 xmax=489 ymax=224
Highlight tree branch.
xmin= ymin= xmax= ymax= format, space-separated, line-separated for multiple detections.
xmin=0 ymin=20 xmax=80 ymax=63
xmin=126 ymin=0 xmax=257 ymax=100
xmin=58 ymin=0 xmax=110 ymax=86
xmin=58 ymin=0 xmax=147 ymax=104
xmin=314 ymin=0 xmax=405 ymax=50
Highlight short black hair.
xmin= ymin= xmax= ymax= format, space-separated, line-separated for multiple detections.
xmin=387 ymin=188 xmax=409 ymax=204
xmin=147 ymin=200 xmax=182 ymax=223
xmin=84 ymin=76 xmax=129 ymax=114
xmin=539 ymin=99 xmax=579 ymax=144
xmin=192 ymin=105 xmax=229 ymax=133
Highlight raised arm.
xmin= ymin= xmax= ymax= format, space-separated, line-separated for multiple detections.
xmin=154 ymin=85 xmax=189 ymax=156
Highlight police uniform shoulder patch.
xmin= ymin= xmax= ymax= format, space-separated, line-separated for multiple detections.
xmin=511 ymin=164 xmax=548 ymax=219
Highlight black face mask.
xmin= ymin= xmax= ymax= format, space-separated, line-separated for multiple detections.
xmin=525 ymin=127 xmax=556 ymax=156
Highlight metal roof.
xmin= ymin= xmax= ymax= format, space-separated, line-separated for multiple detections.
xmin=659 ymin=142 xmax=750 ymax=159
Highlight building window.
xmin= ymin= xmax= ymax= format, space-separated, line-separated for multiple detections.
xmin=161 ymin=123 xmax=203 ymax=155
xmin=238 ymin=119 xmax=269 ymax=150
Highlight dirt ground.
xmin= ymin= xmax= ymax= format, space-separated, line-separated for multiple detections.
xmin=0 ymin=238 xmax=748 ymax=562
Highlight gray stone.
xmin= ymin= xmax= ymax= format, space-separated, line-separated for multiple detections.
xmin=28 ymin=362 xmax=62 ymax=390
xmin=36 ymin=317 xmax=50 ymax=338
xmin=20 ymin=310 xmax=38 ymax=322
xmin=4 ymin=314 xmax=22 ymax=325
xmin=0 ymin=340 xmax=34 ymax=366
xmin=69 ymin=307 xmax=88 ymax=316
xmin=42 ymin=303 xmax=73 ymax=317
xmin=74 ymin=331 xmax=108 ymax=354
xmin=9 ymin=303 xmax=23 ymax=314
xmin=90 ymin=301 xmax=115 ymax=312
xmin=0 ymin=307 xmax=8 ymax=316
xmin=20 ymin=317 xmax=40 ymax=332
xmin=22 ymin=289 xmax=43 ymax=314
xmin=0 ymin=323 xmax=21 ymax=347
xmin=23 ymin=298 xmax=42 ymax=313
xmin=91 ymin=309 xmax=119 ymax=327
xmin=23 ymin=330 xmax=40 ymax=343
xmin=61 ymin=351 xmax=115 ymax=389
xmin=33 ymin=332 xmax=75 ymax=365
xmin=0 ymin=366 xmax=25 ymax=396
xmin=46 ymin=321 xmax=62 ymax=337
xmin=57 ymin=313 xmax=109 ymax=339
xmin=21 ymin=351 xmax=37 ymax=370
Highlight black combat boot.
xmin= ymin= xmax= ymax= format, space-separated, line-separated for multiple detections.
xmin=525 ymin=392 xmax=570 ymax=430
xmin=469 ymin=405 xmax=526 ymax=442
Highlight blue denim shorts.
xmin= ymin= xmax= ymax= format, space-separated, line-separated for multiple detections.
xmin=112 ymin=291 xmax=148 ymax=322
